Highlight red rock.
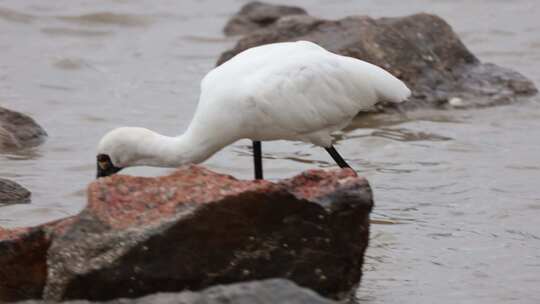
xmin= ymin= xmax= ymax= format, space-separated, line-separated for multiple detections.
xmin=43 ymin=165 xmax=372 ymax=301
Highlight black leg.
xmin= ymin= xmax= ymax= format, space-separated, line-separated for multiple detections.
xmin=325 ymin=145 xmax=352 ymax=169
xmin=253 ymin=140 xmax=263 ymax=180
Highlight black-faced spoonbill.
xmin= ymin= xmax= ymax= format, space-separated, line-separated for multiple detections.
xmin=96 ymin=41 xmax=410 ymax=179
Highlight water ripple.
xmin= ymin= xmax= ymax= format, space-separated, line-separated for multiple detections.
xmin=56 ymin=12 xmax=154 ymax=27
xmin=41 ymin=27 xmax=112 ymax=37
xmin=0 ymin=6 xmax=34 ymax=23
xmin=371 ymin=128 xmax=452 ymax=142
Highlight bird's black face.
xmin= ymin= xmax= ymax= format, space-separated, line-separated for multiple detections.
xmin=96 ymin=154 xmax=123 ymax=178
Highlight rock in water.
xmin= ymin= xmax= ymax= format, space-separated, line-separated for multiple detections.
xmin=218 ymin=11 xmax=537 ymax=110
xmin=0 ymin=106 xmax=47 ymax=150
xmin=43 ymin=165 xmax=372 ymax=301
xmin=19 ymin=279 xmax=337 ymax=304
xmin=224 ymin=1 xmax=307 ymax=36
xmin=0 ymin=178 xmax=31 ymax=205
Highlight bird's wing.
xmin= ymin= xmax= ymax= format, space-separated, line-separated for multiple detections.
xmin=237 ymin=53 xmax=377 ymax=138
xmin=194 ymin=41 xmax=409 ymax=145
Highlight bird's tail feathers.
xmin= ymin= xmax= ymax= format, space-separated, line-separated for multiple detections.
xmin=369 ymin=65 xmax=411 ymax=103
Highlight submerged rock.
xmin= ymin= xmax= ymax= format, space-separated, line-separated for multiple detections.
xmin=0 ymin=178 xmax=31 ymax=205
xmin=41 ymin=165 xmax=371 ymax=301
xmin=218 ymin=9 xmax=537 ymax=110
xmin=224 ymin=1 xmax=307 ymax=36
xmin=0 ymin=106 xmax=45 ymax=207
xmin=19 ymin=279 xmax=337 ymax=304
xmin=0 ymin=106 xmax=47 ymax=150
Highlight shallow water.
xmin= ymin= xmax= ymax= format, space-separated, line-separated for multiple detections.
xmin=0 ymin=0 xmax=539 ymax=303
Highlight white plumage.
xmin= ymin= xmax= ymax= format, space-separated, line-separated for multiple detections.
xmin=97 ymin=41 xmax=410 ymax=175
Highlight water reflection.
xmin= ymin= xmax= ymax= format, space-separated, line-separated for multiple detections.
xmin=1 ymin=148 xmax=43 ymax=161
xmin=41 ymin=27 xmax=112 ymax=37
xmin=0 ymin=6 xmax=34 ymax=23
xmin=39 ymin=83 xmax=77 ymax=91
xmin=371 ymin=128 xmax=452 ymax=142
xmin=56 ymin=12 xmax=154 ymax=27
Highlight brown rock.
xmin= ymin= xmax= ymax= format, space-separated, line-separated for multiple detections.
xmin=0 ymin=178 xmax=31 ymax=205
xmin=0 ymin=218 xmax=75 ymax=302
xmin=218 ymin=13 xmax=537 ymax=110
xmin=0 ymin=106 xmax=47 ymax=150
xmin=224 ymin=1 xmax=307 ymax=36
xmin=44 ymin=165 xmax=372 ymax=301
xmin=0 ymin=227 xmax=47 ymax=302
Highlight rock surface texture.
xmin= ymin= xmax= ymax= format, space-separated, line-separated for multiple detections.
xmin=0 ymin=106 xmax=47 ymax=150
xmin=19 ymin=279 xmax=337 ymax=304
xmin=0 ymin=178 xmax=31 ymax=205
xmin=224 ymin=1 xmax=307 ymax=36
xmin=0 ymin=218 xmax=73 ymax=302
xmin=218 ymin=7 xmax=537 ymax=110
xmin=0 ymin=226 xmax=48 ymax=302
xmin=43 ymin=166 xmax=371 ymax=301
xmin=0 ymin=166 xmax=372 ymax=302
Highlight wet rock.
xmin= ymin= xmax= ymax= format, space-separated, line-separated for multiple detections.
xmin=0 ymin=106 xmax=47 ymax=150
xmin=19 ymin=279 xmax=337 ymax=304
xmin=44 ymin=165 xmax=372 ymax=301
xmin=218 ymin=13 xmax=537 ymax=110
xmin=224 ymin=1 xmax=307 ymax=36
xmin=0 ymin=178 xmax=31 ymax=205
xmin=0 ymin=218 xmax=74 ymax=302
xmin=0 ymin=227 xmax=47 ymax=302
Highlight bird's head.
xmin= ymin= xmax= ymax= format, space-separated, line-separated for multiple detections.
xmin=96 ymin=127 xmax=157 ymax=178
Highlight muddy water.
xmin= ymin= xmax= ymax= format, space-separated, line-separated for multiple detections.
xmin=0 ymin=0 xmax=539 ymax=303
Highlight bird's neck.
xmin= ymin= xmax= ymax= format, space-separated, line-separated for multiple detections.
xmin=134 ymin=128 xmax=232 ymax=168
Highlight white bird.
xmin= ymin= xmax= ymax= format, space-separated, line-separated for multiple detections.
xmin=96 ymin=41 xmax=410 ymax=178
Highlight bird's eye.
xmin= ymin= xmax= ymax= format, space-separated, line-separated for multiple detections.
xmin=96 ymin=154 xmax=123 ymax=178
xmin=98 ymin=160 xmax=109 ymax=170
